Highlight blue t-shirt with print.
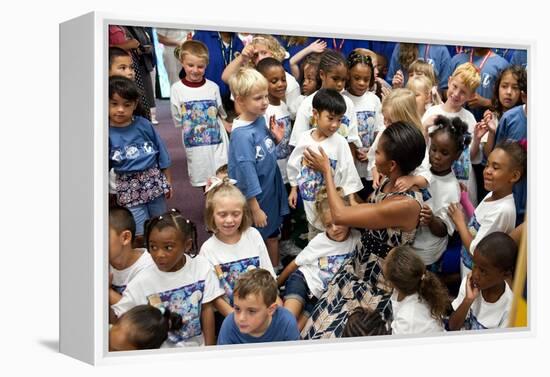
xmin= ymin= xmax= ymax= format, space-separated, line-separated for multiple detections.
xmin=217 ymin=307 xmax=300 ymax=345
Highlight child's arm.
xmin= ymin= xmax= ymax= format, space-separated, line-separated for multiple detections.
xmin=201 ymin=302 xmax=216 ymax=345
xmin=277 ymin=260 xmax=299 ymax=286
xmin=162 ymin=167 xmax=173 ymax=198
xmin=447 ymin=203 xmax=473 ymax=251
xmin=448 ymin=274 xmax=479 ymax=331
xmin=470 ymin=122 xmax=488 ymax=162
xmin=466 ymin=93 xmax=492 ymax=110
xmin=213 ymin=296 xmax=234 ymax=317
xmin=482 ymin=110 xmax=498 ymax=158
xmin=248 ymin=197 xmax=267 ymax=228
xmin=221 ymin=44 xmax=255 ymax=84
xmin=289 ymin=39 xmax=327 ymax=80
xmin=394 ymin=175 xmax=429 ymax=192
xmin=419 ymin=205 xmax=448 ymax=237
xmin=288 ymin=186 xmax=298 ymax=209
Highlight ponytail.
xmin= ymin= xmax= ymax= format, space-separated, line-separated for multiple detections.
xmin=418 ymin=271 xmax=450 ymax=322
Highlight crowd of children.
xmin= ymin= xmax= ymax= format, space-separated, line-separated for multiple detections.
xmin=107 ymin=29 xmax=528 ymax=350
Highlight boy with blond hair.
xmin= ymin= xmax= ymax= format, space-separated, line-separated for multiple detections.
xmin=170 ymin=40 xmax=230 ymax=188
xmin=217 ymin=269 xmax=300 ymax=344
xmin=422 ymin=62 xmax=481 ymax=205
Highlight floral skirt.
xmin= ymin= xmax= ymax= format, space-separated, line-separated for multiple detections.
xmin=115 ymin=167 xmax=170 ymax=208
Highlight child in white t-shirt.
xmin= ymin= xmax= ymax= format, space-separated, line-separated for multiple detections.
xmin=111 ymin=209 xmax=224 ymax=347
xmin=108 ymin=207 xmax=154 ymax=307
xmin=449 ymin=232 xmax=517 ymax=330
xmin=384 ymin=245 xmax=449 ymax=335
xmin=448 ymin=140 xmax=525 ymax=278
xmin=277 ymin=186 xmax=360 ymax=330
xmin=287 ymin=89 xmax=363 ymax=238
xmin=200 ymin=178 xmax=277 ymax=317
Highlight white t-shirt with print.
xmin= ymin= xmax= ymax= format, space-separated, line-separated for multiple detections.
xmin=170 ymin=79 xmax=229 ymax=187
xmin=422 ymin=104 xmax=478 ymax=205
xmin=264 ymin=102 xmax=293 ymax=184
xmin=199 ymin=227 xmax=276 ymax=303
xmin=289 ymin=90 xmax=361 ymax=148
xmin=390 ymin=291 xmax=445 ymax=335
xmin=343 ymin=90 xmax=384 ymax=179
xmin=112 ymin=254 xmax=224 ymax=347
xmin=110 ymin=249 xmax=155 ymax=294
xmin=452 ymin=276 xmax=513 ymax=330
xmin=287 ymin=129 xmax=363 ymax=230
xmin=295 ymin=229 xmax=361 ymax=298
xmin=412 ymin=172 xmax=461 ymax=265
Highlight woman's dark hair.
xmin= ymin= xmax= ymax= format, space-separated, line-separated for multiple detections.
xmin=109 ymin=75 xmax=140 ymax=102
xmin=491 ymin=65 xmax=527 ymax=118
xmin=494 ymin=139 xmax=527 ymax=179
xmin=256 ymin=57 xmax=284 ymax=76
xmin=342 ymin=307 xmax=390 ymax=337
xmin=475 ymin=232 xmax=518 ymax=275
xmin=429 ymin=115 xmax=472 ymax=154
xmin=385 ymin=246 xmax=450 ymax=322
xmin=318 ymin=49 xmax=347 ymax=86
xmin=144 ymin=208 xmax=198 ymax=256
xmin=312 ymin=88 xmax=347 ymax=116
xmin=120 ymin=305 xmax=182 ymax=350
xmin=380 ymin=122 xmax=426 ymax=175
xmin=347 ymin=51 xmax=375 ymax=89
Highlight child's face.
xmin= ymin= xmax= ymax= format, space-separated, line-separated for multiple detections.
xmin=429 ymin=131 xmax=459 ymax=175
xmin=313 ymin=109 xmax=343 ymax=138
xmin=109 ymin=93 xmax=137 ymax=127
xmin=483 ymin=148 xmax=520 ymax=193
xmin=252 ymin=43 xmax=273 ymax=65
xmin=264 ymin=65 xmax=287 ymax=102
xmin=446 ymin=76 xmax=474 ymax=109
xmin=181 ymin=54 xmax=207 ymax=83
xmin=108 ymin=226 xmax=131 ymax=262
xmin=471 ymin=251 xmax=507 ymax=291
xmin=375 ymin=54 xmax=387 ymax=78
xmin=498 ymin=71 xmax=521 ymax=111
xmin=411 ymin=85 xmax=430 ymax=116
xmin=320 ymin=64 xmax=348 ymax=92
xmin=109 ymin=320 xmax=136 ymax=352
xmin=213 ymin=195 xmax=244 ymax=239
xmin=348 ymin=63 xmax=372 ymax=97
xmin=233 ymin=293 xmax=276 ymax=337
xmin=322 ymin=211 xmax=350 ymax=242
xmin=237 ymin=86 xmax=269 ymax=118
xmin=148 ymin=227 xmax=190 ymax=272
xmin=302 ymin=64 xmax=318 ymax=96
xmin=382 ymin=106 xmax=393 ymax=127
xmin=408 ymin=70 xmax=425 ymax=80
xmin=109 ymin=55 xmax=135 ymax=80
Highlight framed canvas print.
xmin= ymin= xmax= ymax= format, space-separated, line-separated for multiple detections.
xmin=60 ymin=11 xmax=531 ymax=365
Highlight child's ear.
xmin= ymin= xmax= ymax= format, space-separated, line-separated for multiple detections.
xmin=319 ymin=69 xmax=326 ymax=82
xmin=521 ymin=90 xmax=527 ymax=104
xmin=121 ymin=230 xmax=133 ymax=246
xmin=267 ymin=302 xmax=277 ymax=316
xmin=312 ymin=108 xmax=319 ymax=124
xmin=184 ymin=238 xmax=193 ymax=252
xmin=510 ymin=168 xmax=522 ymax=184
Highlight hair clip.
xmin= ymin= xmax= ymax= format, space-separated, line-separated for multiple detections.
xmin=420 ymin=273 xmax=426 ymax=281
xmin=157 ymin=306 xmax=166 ymax=315
xmin=204 ymin=176 xmax=237 ymax=194
xmin=518 ymin=138 xmax=527 ymax=152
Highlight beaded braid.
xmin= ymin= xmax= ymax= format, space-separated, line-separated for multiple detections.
xmin=144 ymin=208 xmax=199 ymax=256
xmin=346 ymin=51 xmax=376 ymax=90
xmin=429 ymin=115 xmax=471 ymax=153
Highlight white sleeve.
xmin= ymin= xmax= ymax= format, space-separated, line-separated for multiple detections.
xmin=285 ymin=74 xmax=301 ymax=118
xmin=252 ymin=229 xmax=277 ymax=278
xmin=346 ymin=103 xmax=362 ymax=147
xmin=289 ymin=100 xmax=311 ymax=146
xmin=199 ymin=257 xmax=225 ymax=303
xmin=170 ymin=85 xmax=183 ymax=128
xmin=335 ymin=138 xmax=363 ymax=195
xmin=390 ymin=310 xmax=412 ymax=335
xmin=451 ymin=276 xmax=468 ymax=310
xmin=411 ymin=149 xmax=432 ymax=184
xmin=367 ymin=132 xmax=382 ymax=172
xmin=374 ymin=100 xmax=384 ymax=132
xmin=111 ymin=279 xmax=147 ymax=317
xmin=294 ymin=235 xmax=324 ymax=266
xmin=469 ymin=205 xmax=515 ymax=254
xmin=215 ymin=84 xmax=227 ymax=119
xmin=286 ymin=141 xmax=304 ymax=186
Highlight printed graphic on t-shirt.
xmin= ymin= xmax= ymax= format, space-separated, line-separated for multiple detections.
xmin=297 ymin=158 xmax=337 ymax=201
xmin=481 ymin=73 xmax=491 ymax=89
xmin=147 ymin=281 xmax=205 ymax=344
xmin=357 ymin=110 xmax=376 ymax=148
xmin=453 ymin=146 xmax=471 ymax=181
xmin=338 ymin=115 xmax=351 ymax=139
xmin=180 ymin=99 xmax=221 ymax=148
xmin=110 ymin=142 xmax=156 ymax=163
xmin=461 ymin=215 xmax=480 ymax=269
xmin=111 ymin=284 xmax=126 ymax=295
xmin=275 ymin=115 xmax=292 ymax=159
xmin=318 ymin=253 xmax=352 ymax=290
xmin=214 ymin=256 xmax=260 ymax=305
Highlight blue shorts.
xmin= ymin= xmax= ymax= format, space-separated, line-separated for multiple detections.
xmin=284 ymin=270 xmax=318 ymax=317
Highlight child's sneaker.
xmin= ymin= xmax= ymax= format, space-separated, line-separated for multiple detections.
xmin=279 ymin=240 xmax=302 ymax=257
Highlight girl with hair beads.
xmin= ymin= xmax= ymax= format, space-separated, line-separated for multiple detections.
xmin=448 ymin=140 xmax=525 ymax=279
xmin=384 ymin=245 xmax=449 ymax=334
xmin=343 ymin=51 xmax=384 ymax=199
xmin=412 ymin=116 xmax=469 ymax=268
xmin=277 ymin=187 xmax=361 ymax=330
xmin=200 ymin=178 xmax=278 ymax=316
xmin=109 ymin=305 xmax=183 ymax=351
xmin=109 ymin=76 xmax=172 ymax=244
xmin=290 ymin=49 xmax=361 ymax=151
xmin=111 ymin=209 xmax=224 ymax=346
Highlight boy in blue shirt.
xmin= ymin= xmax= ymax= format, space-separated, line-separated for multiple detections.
xmin=217 ymin=269 xmax=300 ymax=345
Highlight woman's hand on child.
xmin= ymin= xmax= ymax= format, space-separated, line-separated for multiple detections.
xmin=288 ymin=187 xmax=298 ymax=209
xmin=465 ymin=273 xmax=480 ymax=301
xmin=303 ymin=146 xmax=330 ymax=175
xmin=419 ymin=204 xmax=433 ymax=226
xmin=269 ymin=115 xmax=285 ymax=144
xmin=447 ymin=202 xmax=465 ymax=226
xmin=307 ymin=39 xmax=327 ymax=54
xmin=252 ymin=208 xmax=268 ymax=228
xmin=391 ymin=70 xmax=404 ymax=89
xmin=395 ymin=176 xmax=416 ymax=192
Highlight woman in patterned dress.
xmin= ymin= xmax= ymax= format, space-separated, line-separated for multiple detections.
xmin=300 ymin=122 xmax=426 ymax=339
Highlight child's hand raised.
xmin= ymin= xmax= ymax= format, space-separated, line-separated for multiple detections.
xmin=307 ymin=39 xmax=327 ymax=54
xmin=447 ymin=202 xmax=465 ymax=226
xmin=269 ymin=115 xmax=284 ymax=144
xmin=240 ymin=44 xmax=256 ymax=65
xmin=473 ymin=121 xmax=488 ymax=141
xmin=465 ymin=272 xmax=480 ymax=302
xmin=483 ymin=110 xmax=497 ymax=134
xmin=395 ymin=175 xmax=416 ymax=192
xmin=419 ymin=204 xmax=433 ymax=226
xmin=392 ymin=70 xmax=404 ymax=89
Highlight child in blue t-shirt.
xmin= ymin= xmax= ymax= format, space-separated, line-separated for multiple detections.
xmin=217 ymin=269 xmax=300 ymax=344
xmin=109 ymin=76 xmax=172 ymax=244
xmin=227 ymin=67 xmax=290 ymax=270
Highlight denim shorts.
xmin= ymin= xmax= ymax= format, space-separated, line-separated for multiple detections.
xmin=284 ymin=270 xmax=318 ymax=317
